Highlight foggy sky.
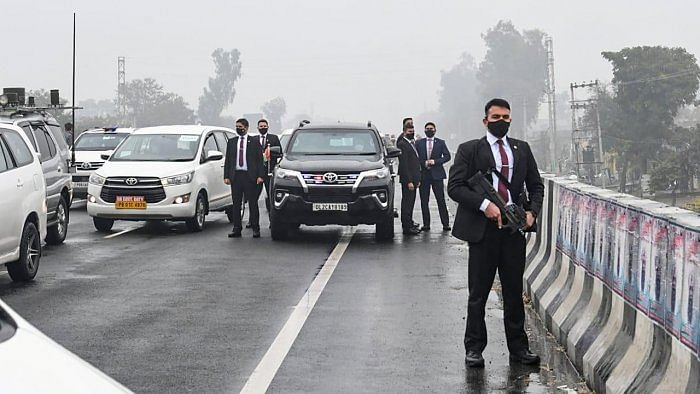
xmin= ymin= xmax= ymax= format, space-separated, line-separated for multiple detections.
xmin=2 ymin=0 xmax=699 ymax=132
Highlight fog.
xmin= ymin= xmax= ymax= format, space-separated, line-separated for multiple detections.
xmin=1 ymin=0 xmax=699 ymax=132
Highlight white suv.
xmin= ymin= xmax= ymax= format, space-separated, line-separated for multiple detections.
xmin=0 ymin=124 xmax=47 ymax=282
xmin=87 ymin=125 xmax=236 ymax=232
xmin=71 ymin=127 xmax=135 ymax=200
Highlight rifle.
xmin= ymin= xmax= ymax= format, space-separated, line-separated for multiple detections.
xmin=467 ymin=168 xmax=530 ymax=234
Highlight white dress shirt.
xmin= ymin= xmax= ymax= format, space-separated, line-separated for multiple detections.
xmin=426 ymin=138 xmax=434 ymax=160
xmin=480 ymin=131 xmax=514 ymax=212
xmin=235 ymin=134 xmax=249 ymax=171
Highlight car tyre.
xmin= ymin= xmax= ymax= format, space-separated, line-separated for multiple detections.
xmin=270 ymin=210 xmax=289 ymax=241
xmin=93 ymin=217 xmax=115 ymax=232
xmin=46 ymin=196 xmax=69 ymax=245
xmin=375 ymin=212 xmax=395 ymax=241
xmin=7 ymin=221 xmax=41 ymax=282
xmin=186 ymin=193 xmax=207 ymax=232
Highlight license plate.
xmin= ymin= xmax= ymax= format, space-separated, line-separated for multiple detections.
xmin=115 ymin=196 xmax=147 ymax=209
xmin=312 ymin=203 xmax=348 ymax=212
xmin=72 ymin=181 xmax=89 ymax=189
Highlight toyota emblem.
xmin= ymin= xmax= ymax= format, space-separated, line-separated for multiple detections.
xmin=322 ymin=173 xmax=338 ymax=183
xmin=81 ymin=162 xmax=91 ymax=170
xmin=125 ymin=177 xmax=138 ymax=186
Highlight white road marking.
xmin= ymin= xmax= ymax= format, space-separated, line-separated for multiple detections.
xmin=103 ymin=226 xmax=140 ymax=239
xmin=240 ymin=228 xmax=356 ymax=394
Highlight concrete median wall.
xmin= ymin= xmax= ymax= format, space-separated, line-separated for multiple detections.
xmin=524 ymin=174 xmax=700 ymax=393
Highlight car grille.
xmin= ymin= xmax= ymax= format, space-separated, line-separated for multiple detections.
xmin=100 ymin=177 xmax=166 ymax=203
xmin=305 ymin=186 xmax=355 ymax=203
xmin=74 ymin=161 xmax=104 ymax=170
xmin=72 ymin=175 xmax=89 ymax=182
xmin=302 ymin=172 xmax=360 ymax=186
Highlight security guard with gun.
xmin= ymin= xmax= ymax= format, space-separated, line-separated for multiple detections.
xmin=447 ymin=98 xmax=544 ymax=368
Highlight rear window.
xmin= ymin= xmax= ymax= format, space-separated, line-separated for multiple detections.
xmin=2 ymin=130 xmax=34 ymax=167
xmin=288 ymin=129 xmax=379 ymax=155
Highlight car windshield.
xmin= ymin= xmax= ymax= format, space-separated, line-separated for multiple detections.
xmin=288 ymin=129 xmax=379 ymax=155
xmin=111 ymin=134 xmax=201 ymax=162
xmin=74 ymin=133 xmax=129 ymax=151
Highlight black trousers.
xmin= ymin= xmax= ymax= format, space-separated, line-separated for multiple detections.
xmin=419 ymin=178 xmax=450 ymax=227
xmin=465 ymin=222 xmax=528 ymax=354
xmin=256 ymin=174 xmax=271 ymax=212
xmin=400 ymin=182 xmax=417 ymax=229
xmin=231 ymin=171 xmax=260 ymax=231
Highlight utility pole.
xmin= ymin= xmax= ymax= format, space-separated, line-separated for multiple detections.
xmin=570 ymin=80 xmax=606 ymax=186
xmin=545 ymin=35 xmax=558 ymax=173
xmin=117 ymin=56 xmax=126 ymax=118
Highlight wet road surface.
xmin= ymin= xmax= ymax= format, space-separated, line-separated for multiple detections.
xmin=0 ymin=200 xmax=588 ymax=393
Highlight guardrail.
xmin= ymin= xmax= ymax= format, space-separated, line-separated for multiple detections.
xmin=524 ymin=174 xmax=699 ymax=393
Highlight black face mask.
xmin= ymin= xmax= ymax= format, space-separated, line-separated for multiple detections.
xmin=487 ymin=120 xmax=510 ymax=139
xmin=236 ymin=128 xmax=246 ymax=136
xmin=258 ymin=128 xmax=268 ymax=135
xmin=424 ymin=130 xmax=436 ymax=138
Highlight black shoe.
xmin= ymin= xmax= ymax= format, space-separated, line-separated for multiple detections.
xmin=421 ymin=226 xmax=431 ymax=231
xmin=228 ymin=231 xmax=242 ymax=238
xmin=443 ymin=226 xmax=451 ymax=231
xmin=252 ymin=230 xmax=261 ymax=238
xmin=465 ymin=351 xmax=485 ymax=368
xmin=509 ymin=349 xmax=540 ymax=365
xmin=403 ymin=227 xmax=421 ymax=235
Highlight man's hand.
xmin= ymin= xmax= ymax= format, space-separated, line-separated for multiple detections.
xmin=525 ymin=211 xmax=536 ymax=229
xmin=256 ymin=177 xmax=264 ymax=185
xmin=224 ymin=178 xmax=231 ymax=185
xmin=407 ymin=182 xmax=415 ymax=191
xmin=428 ymin=159 xmax=435 ymax=166
xmin=484 ymin=202 xmax=502 ymax=229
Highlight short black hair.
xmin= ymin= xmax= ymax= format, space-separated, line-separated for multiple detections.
xmin=236 ymin=118 xmax=249 ymax=127
xmin=402 ymin=117 xmax=413 ymax=126
xmin=424 ymin=122 xmax=436 ymax=129
xmin=484 ymin=98 xmax=511 ymax=116
xmin=403 ymin=123 xmax=414 ymax=131
xmin=258 ymin=119 xmax=268 ymax=126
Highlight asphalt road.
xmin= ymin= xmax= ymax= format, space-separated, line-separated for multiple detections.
xmin=0 ymin=198 xmax=588 ymax=393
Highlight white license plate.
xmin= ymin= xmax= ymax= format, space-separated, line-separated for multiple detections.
xmin=312 ymin=203 xmax=348 ymax=212
xmin=73 ymin=182 xmax=89 ymax=189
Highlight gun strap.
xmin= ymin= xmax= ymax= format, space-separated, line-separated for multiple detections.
xmin=488 ymin=167 xmax=513 ymax=189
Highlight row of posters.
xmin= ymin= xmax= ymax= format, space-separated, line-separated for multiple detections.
xmin=555 ymin=186 xmax=699 ymax=357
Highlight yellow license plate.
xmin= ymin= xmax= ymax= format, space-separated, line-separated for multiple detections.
xmin=115 ymin=196 xmax=147 ymax=209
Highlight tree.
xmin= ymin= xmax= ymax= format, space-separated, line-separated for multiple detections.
xmin=649 ymin=124 xmax=700 ymax=196
xmin=261 ymin=97 xmax=287 ymax=131
xmin=477 ymin=21 xmax=547 ymax=138
xmin=198 ymin=48 xmax=242 ymax=125
xmin=438 ymin=53 xmax=481 ymax=141
xmin=599 ymin=46 xmax=700 ymax=192
xmin=124 ymin=78 xmax=194 ymax=127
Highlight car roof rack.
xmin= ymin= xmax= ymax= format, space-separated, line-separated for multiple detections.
xmin=298 ymin=119 xmax=311 ymax=128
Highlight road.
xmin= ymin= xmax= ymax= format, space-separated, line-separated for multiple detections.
xmin=0 ymin=199 xmax=588 ymax=393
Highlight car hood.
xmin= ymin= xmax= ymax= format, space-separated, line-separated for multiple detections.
xmin=96 ymin=161 xmax=195 ymax=178
xmin=0 ymin=300 xmax=130 ymax=393
xmin=73 ymin=150 xmax=107 ymax=163
xmin=280 ymin=154 xmax=383 ymax=173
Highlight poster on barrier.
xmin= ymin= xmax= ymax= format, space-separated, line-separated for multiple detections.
xmin=636 ymin=213 xmax=654 ymax=314
xmin=557 ymin=189 xmax=571 ymax=253
xmin=570 ymin=192 xmax=581 ymax=264
xmin=603 ymin=201 xmax=617 ymax=287
xmin=624 ymin=209 xmax=640 ymax=304
xmin=612 ymin=204 xmax=628 ymax=296
xmin=680 ymin=229 xmax=699 ymax=355
xmin=665 ymin=224 xmax=685 ymax=338
xmin=577 ymin=195 xmax=594 ymax=270
xmin=648 ymin=217 xmax=668 ymax=324
xmin=592 ymin=198 xmax=605 ymax=280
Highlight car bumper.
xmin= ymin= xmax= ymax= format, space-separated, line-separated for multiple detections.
xmin=272 ymin=191 xmax=391 ymax=225
xmin=86 ymin=184 xmax=197 ymax=220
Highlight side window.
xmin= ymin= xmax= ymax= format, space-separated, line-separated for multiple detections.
xmin=2 ymin=130 xmax=34 ymax=167
xmin=20 ymin=125 xmax=37 ymax=151
xmin=43 ymin=129 xmax=57 ymax=158
xmin=48 ymin=124 xmax=70 ymax=151
xmin=214 ymin=131 xmax=228 ymax=154
xmin=0 ymin=134 xmax=11 ymax=173
xmin=202 ymin=134 xmax=218 ymax=158
xmin=32 ymin=126 xmax=52 ymax=162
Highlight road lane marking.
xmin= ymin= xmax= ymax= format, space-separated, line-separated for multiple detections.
xmin=103 ymin=226 xmax=140 ymax=239
xmin=240 ymin=228 xmax=356 ymax=394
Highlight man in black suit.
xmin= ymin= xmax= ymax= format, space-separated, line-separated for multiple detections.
xmin=224 ymin=118 xmax=265 ymax=238
xmin=254 ymin=119 xmax=282 ymax=212
xmin=447 ymin=98 xmax=544 ymax=368
xmin=397 ymin=122 xmax=422 ymax=236
xmin=416 ymin=122 xmax=452 ymax=231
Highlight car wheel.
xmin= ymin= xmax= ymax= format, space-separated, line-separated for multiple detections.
xmin=375 ymin=212 xmax=395 ymax=241
xmin=270 ymin=210 xmax=289 ymax=241
xmin=46 ymin=196 xmax=69 ymax=245
xmin=186 ymin=193 xmax=206 ymax=232
xmin=93 ymin=217 xmax=114 ymax=232
xmin=7 ymin=221 xmax=41 ymax=282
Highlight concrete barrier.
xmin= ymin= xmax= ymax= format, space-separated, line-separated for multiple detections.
xmin=525 ymin=175 xmax=699 ymax=393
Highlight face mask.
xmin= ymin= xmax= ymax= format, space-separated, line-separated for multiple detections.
xmin=258 ymin=127 xmax=268 ymax=135
xmin=487 ymin=120 xmax=510 ymax=139
xmin=424 ymin=130 xmax=435 ymax=138
xmin=236 ymin=128 xmax=246 ymax=136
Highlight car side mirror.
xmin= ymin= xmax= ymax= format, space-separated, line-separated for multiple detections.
xmin=100 ymin=150 xmax=114 ymax=161
xmin=269 ymin=146 xmax=283 ymax=158
xmin=205 ymin=150 xmax=223 ymax=162
xmin=386 ymin=147 xmax=402 ymax=158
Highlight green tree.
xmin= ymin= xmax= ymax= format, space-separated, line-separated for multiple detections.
xmin=198 ymin=48 xmax=242 ymax=125
xmin=124 ymin=78 xmax=194 ymax=127
xmin=438 ymin=53 xmax=481 ymax=140
xmin=261 ymin=97 xmax=287 ymax=131
xmin=649 ymin=124 xmax=700 ymax=196
xmin=477 ymin=21 xmax=547 ymax=138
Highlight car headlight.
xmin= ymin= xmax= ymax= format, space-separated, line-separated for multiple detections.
xmin=276 ymin=168 xmax=302 ymax=180
xmin=89 ymin=173 xmax=106 ymax=185
xmin=361 ymin=168 xmax=389 ymax=181
xmin=161 ymin=172 xmax=194 ymax=186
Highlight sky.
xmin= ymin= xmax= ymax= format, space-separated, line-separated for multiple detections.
xmin=1 ymin=0 xmax=699 ymax=132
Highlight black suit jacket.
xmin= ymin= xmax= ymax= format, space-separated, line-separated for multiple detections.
xmin=416 ymin=137 xmax=451 ymax=180
xmin=397 ymin=137 xmax=421 ymax=185
xmin=256 ymin=133 xmax=282 ymax=174
xmin=224 ymin=135 xmax=266 ymax=183
xmin=447 ymin=136 xmax=544 ymax=243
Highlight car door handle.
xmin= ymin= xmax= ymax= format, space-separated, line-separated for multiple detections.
xmin=57 ymin=167 xmax=62 ymax=173
xmin=17 ymin=179 xmax=24 ymax=188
